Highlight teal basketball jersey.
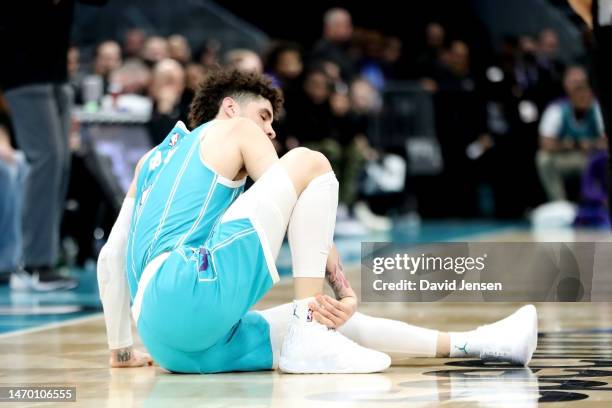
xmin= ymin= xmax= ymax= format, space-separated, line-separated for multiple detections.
xmin=125 ymin=120 xmax=245 ymax=299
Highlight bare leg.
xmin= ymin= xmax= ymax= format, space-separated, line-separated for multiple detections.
xmin=436 ymin=333 xmax=451 ymax=357
xmin=294 ymin=278 xmax=324 ymax=299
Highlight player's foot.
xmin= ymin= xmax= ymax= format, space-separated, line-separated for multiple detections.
xmin=279 ymin=300 xmax=391 ymax=374
xmin=450 ymin=305 xmax=538 ymax=366
xmin=478 ymin=305 xmax=538 ymax=366
xmin=10 ymin=266 xmax=78 ymax=292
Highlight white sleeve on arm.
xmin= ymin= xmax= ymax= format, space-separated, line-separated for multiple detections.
xmin=539 ymin=103 xmax=563 ymax=138
xmin=97 ymin=197 xmax=135 ymax=349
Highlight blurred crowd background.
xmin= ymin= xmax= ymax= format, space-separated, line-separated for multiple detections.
xmin=0 ymin=0 xmax=608 ymax=278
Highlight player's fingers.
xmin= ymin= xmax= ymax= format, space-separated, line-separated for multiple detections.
xmin=317 ymin=305 xmax=343 ymax=327
xmin=313 ymin=311 xmax=336 ymax=329
xmin=315 ymin=303 xmax=344 ymax=327
xmin=311 ymin=301 xmax=331 ymax=319
xmin=317 ymin=295 xmax=347 ymax=320
xmin=322 ymin=295 xmax=350 ymax=314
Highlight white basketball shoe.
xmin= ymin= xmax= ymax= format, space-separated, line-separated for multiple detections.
xmin=279 ymin=299 xmax=391 ymax=374
xmin=477 ymin=304 xmax=539 ymax=366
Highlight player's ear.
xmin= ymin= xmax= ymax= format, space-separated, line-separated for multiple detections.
xmin=221 ymin=96 xmax=240 ymax=118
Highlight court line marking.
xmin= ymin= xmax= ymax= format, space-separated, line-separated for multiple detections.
xmin=0 ymin=312 xmax=103 ymax=340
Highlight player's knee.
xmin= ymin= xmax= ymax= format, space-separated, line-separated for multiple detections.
xmin=308 ymin=150 xmax=332 ymax=177
xmin=286 ymin=146 xmax=311 ymax=161
xmin=282 ymin=147 xmax=332 ymax=188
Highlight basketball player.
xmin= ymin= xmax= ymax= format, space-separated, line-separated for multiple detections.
xmin=97 ymin=69 xmax=538 ymax=373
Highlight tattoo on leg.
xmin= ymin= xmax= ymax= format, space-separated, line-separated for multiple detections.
xmin=116 ymin=347 xmax=132 ymax=363
xmin=326 ymin=261 xmax=351 ymax=299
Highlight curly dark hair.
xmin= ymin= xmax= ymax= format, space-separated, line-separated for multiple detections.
xmin=188 ymin=69 xmax=283 ymax=128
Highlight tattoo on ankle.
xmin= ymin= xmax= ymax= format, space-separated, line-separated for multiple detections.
xmin=116 ymin=348 xmax=132 ymax=363
xmin=326 ymin=261 xmax=351 ymax=299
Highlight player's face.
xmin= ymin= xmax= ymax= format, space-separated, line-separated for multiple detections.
xmin=241 ymin=97 xmax=276 ymax=140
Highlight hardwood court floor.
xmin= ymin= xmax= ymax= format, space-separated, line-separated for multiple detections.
xmin=1 ymin=229 xmax=611 ymax=407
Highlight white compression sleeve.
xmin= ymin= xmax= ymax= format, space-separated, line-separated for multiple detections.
xmin=288 ymin=172 xmax=339 ymax=278
xmin=257 ymin=303 xmax=438 ymax=368
xmin=339 ymin=312 xmax=438 ymax=359
xmin=97 ymin=198 xmax=135 ymax=349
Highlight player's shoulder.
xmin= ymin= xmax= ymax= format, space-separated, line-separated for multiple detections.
xmin=135 ymin=148 xmax=156 ymax=174
xmin=162 ymin=120 xmax=191 ymax=146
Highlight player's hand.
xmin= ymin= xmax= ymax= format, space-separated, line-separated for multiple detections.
xmin=110 ymin=346 xmax=153 ymax=368
xmin=310 ymin=294 xmax=357 ymax=329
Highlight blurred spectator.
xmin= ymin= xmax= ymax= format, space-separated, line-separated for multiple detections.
xmin=536 ymin=28 xmax=565 ymax=102
xmin=381 ymin=36 xmax=403 ymax=80
xmin=442 ymin=41 xmax=474 ymax=88
xmin=285 ymin=68 xmax=334 ymax=148
xmin=416 ymin=22 xmax=446 ymax=78
xmin=109 ymin=59 xmax=151 ymax=95
xmin=536 ymin=66 xmax=607 ymax=202
xmin=123 ymin=28 xmax=146 ymax=59
xmin=185 ymin=63 xmax=206 ymax=94
xmin=319 ymin=60 xmax=343 ymax=86
xmin=68 ymin=46 xmax=85 ymax=104
xmin=224 ymin=49 xmax=263 ymax=73
xmin=141 ymin=36 xmax=169 ymax=67
xmin=350 ymin=77 xmax=381 ymax=114
xmin=537 ymin=29 xmax=564 ymax=80
xmin=265 ymin=41 xmax=303 ymax=91
xmin=105 ymin=59 xmax=152 ymax=115
xmin=198 ymin=39 xmax=221 ymax=69
xmin=330 ymin=88 xmax=363 ymax=199
xmin=285 ymin=68 xmax=368 ymax=214
xmin=168 ymin=34 xmax=192 ymax=65
xmin=0 ymin=103 xmax=28 ymax=284
xmin=430 ymin=40 xmax=492 ymax=217
xmin=311 ymin=7 xmax=355 ymax=81
xmin=513 ymin=36 xmax=542 ymax=99
xmin=94 ymin=40 xmax=122 ymax=89
xmin=147 ymin=59 xmax=188 ymax=144
xmin=356 ymin=30 xmax=387 ymax=90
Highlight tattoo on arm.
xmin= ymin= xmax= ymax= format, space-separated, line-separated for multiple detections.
xmin=326 ymin=261 xmax=352 ymax=299
xmin=116 ymin=347 xmax=132 ymax=363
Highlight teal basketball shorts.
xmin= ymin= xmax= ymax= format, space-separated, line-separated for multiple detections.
xmin=131 ymin=163 xmax=297 ymax=373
